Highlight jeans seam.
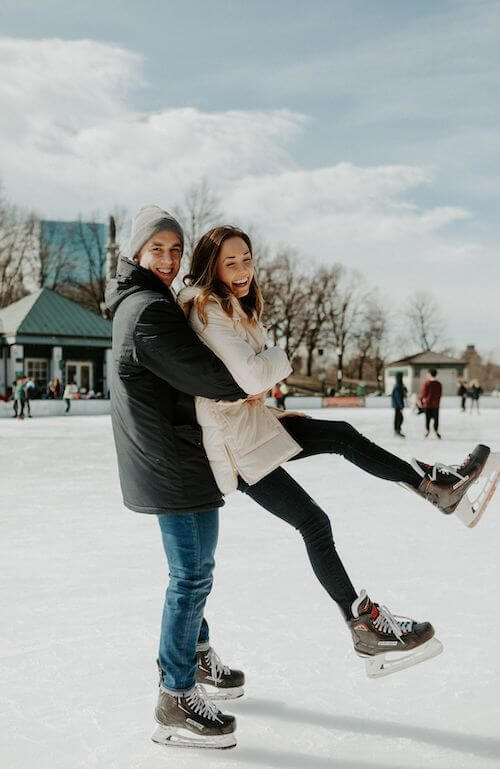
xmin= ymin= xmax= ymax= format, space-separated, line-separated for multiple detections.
xmin=176 ymin=514 xmax=199 ymax=690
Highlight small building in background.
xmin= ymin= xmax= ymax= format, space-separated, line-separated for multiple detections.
xmin=0 ymin=288 xmax=112 ymax=398
xmin=384 ymin=351 xmax=466 ymax=397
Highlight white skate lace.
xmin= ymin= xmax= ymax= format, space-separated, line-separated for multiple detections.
xmin=184 ymin=684 xmax=223 ymax=723
xmin=373 ymin=605 xmax=414 ymax=643
xmin=205 ymin=647 xmax=231 ymax=682
xmin=411 ymin=457 xmax=469 ymax=483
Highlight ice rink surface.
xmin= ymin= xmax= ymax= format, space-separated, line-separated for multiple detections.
xmin=1 ymin=407 xmax=499 ymax=769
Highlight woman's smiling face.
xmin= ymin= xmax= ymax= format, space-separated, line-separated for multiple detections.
xmin=216 ymin=236 xmax=254 ymax=298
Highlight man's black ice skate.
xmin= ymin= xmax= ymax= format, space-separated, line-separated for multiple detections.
xmin=152 ymin=683 xmax=237 ymax=749
xmin=347 ymin=590 xmax=443 ymax=679
xmin=409 ymin=443 xmax=498 ymax=526
xmin=196 ymin=644 xmax=245 ymax=700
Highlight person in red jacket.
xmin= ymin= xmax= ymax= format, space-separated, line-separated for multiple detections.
xmin=418 ymin=368 xmax=442 ymax=438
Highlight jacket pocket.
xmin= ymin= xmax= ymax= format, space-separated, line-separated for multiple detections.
xmin=172 ymin=424 xmax=203 ymax=448
xmin=217 ymin=403 xmax=282 ymax=457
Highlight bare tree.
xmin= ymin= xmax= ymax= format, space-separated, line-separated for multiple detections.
xmin=258 ymin=248 xmax=310 ymax=364
xmin=0 ymin=186 xmax=33 ymax=307
xmin=303 ymin=267 xmax=341 ymax=376
xmin=324 ymin=266 xmax=365 ymax=388
xmin=404 ymin=290 xmax=447 ymax=352
xmin=173 ymin=179 xmax=223 ymax=284
xmin=31 ymin=218 xmax=77 ymax=291
xmin=351 ymin=292 xmax=389 ymax=381
xmin=56 ymin=216 xmax=108 ymax=315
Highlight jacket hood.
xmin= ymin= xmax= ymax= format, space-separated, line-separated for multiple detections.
xmin=105 ymin=256 xmax=172 ymax=315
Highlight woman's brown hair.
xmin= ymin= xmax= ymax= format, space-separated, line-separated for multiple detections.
xmin=183 ymin=225 xmax=264 ymax=325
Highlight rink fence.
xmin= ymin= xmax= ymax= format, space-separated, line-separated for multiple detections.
xmin=1 ymin=395 xmax=499 ymax=418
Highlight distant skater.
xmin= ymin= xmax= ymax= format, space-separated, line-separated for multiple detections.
xmin=391 ymin=372 xmax=406 ymax=437
xmin=419 ymin=368 xmax=442 ymax=438
xmin=14 ymin=377 xmax=27 ymax=420
xmin=469 ymin=380 xmax=483 ymax=414
xmin=457 ymin=380 xmax=468 ymax=412
xmin=63 ymin=381 xmax=77 ymax=413
xmin=25 ymin=376 xmax=35 ymax=417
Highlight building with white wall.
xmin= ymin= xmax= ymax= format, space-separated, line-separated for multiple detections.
xmin=0 ymin=288 xmax=112 ymax=398
xmin=384 ymin=351 xmax=466 ymax=397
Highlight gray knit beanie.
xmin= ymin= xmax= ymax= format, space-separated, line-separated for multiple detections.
xmin=127 ymin=205 xmax=184 ymax=261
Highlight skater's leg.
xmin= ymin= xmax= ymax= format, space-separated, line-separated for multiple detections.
xmin=425 ymin=409 xmax=431 ymax=432
xmin=157 ymin=509 xmax=219 ymax=693
xmin=394 ymin=408 xmax=403 ymax=434
xmin=237 ymin=467 xmax=357 ymax=619
xmin=281 ymin=416 xmax=421 ymax=487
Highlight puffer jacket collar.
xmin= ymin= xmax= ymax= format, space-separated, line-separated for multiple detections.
xmin=178 ymin=285 xmax=252 ymax=323
xmin=105 ymin=256 xmax=174 ymax=317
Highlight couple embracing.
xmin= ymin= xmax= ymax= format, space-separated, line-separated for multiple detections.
xmin=105 ymin=205 xmax=491 ymax=750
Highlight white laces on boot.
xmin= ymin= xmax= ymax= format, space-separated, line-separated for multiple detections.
xmin=411 ymin=457 xmax=468 ymax=482
xmin=184 ymin=684 xmax=223 ymax=723
xmin=373 ymin=605 xmax=414 ymax=643
xmin=205 ymin=647 xmax=231 ymax=682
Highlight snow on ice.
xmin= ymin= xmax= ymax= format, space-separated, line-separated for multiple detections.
xmin=1 ymin=408 xmax=499 ymax=769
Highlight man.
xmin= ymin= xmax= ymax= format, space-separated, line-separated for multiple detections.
xmin=105 ymin=206 xmax=250 ymax=750
xmin=419 ymin=368 xmax=442 ymax=439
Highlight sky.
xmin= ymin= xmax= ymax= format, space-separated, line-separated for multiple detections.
xmin=0 ymin=0 xmax=499 ymax=355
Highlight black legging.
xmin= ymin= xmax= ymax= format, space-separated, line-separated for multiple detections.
xmin=237 ymin=416 xmax=421 ymax=620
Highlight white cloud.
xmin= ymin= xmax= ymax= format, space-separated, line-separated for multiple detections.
xmin=0 ymin=36 xmax=497 ymax=354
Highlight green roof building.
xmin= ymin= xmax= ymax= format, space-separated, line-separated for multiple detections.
xmin=0 ymin=288 xmax=112 ymax=397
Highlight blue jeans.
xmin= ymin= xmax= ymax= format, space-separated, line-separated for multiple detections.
xmin=157 ymin=509 xmax=219 ymax=693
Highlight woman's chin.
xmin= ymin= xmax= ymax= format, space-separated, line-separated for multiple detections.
xmin=232 ymin=287 xmax=249 ymax=298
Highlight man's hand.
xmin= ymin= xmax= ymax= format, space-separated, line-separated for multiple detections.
xmin=246 ymin=390 xmax=268 ymax=404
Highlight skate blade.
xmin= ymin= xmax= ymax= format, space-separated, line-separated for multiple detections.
xmin=361 ymin=637 xmax=444 ymax=679
xmin=152 ymin=723 xmax=236 ymax=749
xmin=455 ymin=453 xmax=500 ymax=528
xmin=202 ymin=684 xmax=244 ymax=701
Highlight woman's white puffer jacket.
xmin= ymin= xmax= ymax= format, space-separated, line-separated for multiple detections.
xmin=177 ymin=287 xmax=301 ymax=494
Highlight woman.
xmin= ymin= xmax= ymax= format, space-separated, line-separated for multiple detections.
xmin=177 ymin=225 xmax=490 ymax=677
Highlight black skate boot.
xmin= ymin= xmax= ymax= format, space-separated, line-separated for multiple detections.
xmin=410 ymin=443 xmax=490 ymax=514
xmin=152 ymin=683 xmax=237 ymax=749
xmin=196 ymin=643 xmax=245 ymax=700
xmin=347 ymin=590 xmax=442 ymax=679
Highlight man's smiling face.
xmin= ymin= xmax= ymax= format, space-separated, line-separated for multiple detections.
xmin=136 ymin=230 xmax=183 ymax=287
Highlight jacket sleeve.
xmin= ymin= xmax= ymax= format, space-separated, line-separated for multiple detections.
xmin=418 ymin=381 xmax=428 ymax=404
xmin=192 ymin=301 xmax=292 ymax=395
xmin=134 ymin=300 xmax=247 ymax=401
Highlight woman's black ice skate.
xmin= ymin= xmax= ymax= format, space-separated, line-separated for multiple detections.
xmin=347 ymin=590 xmax=443 ymax=679
xmin=409 ymin=444 xmax=498 ymax=526
xmin=196 ymin=644 xmax=245 ymax=700
xmin=152 ymin=683 xmax=237 ymax=749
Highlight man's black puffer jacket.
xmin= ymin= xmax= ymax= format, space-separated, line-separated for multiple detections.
xmin=105 ymin=257 xmax=247 ymax=514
